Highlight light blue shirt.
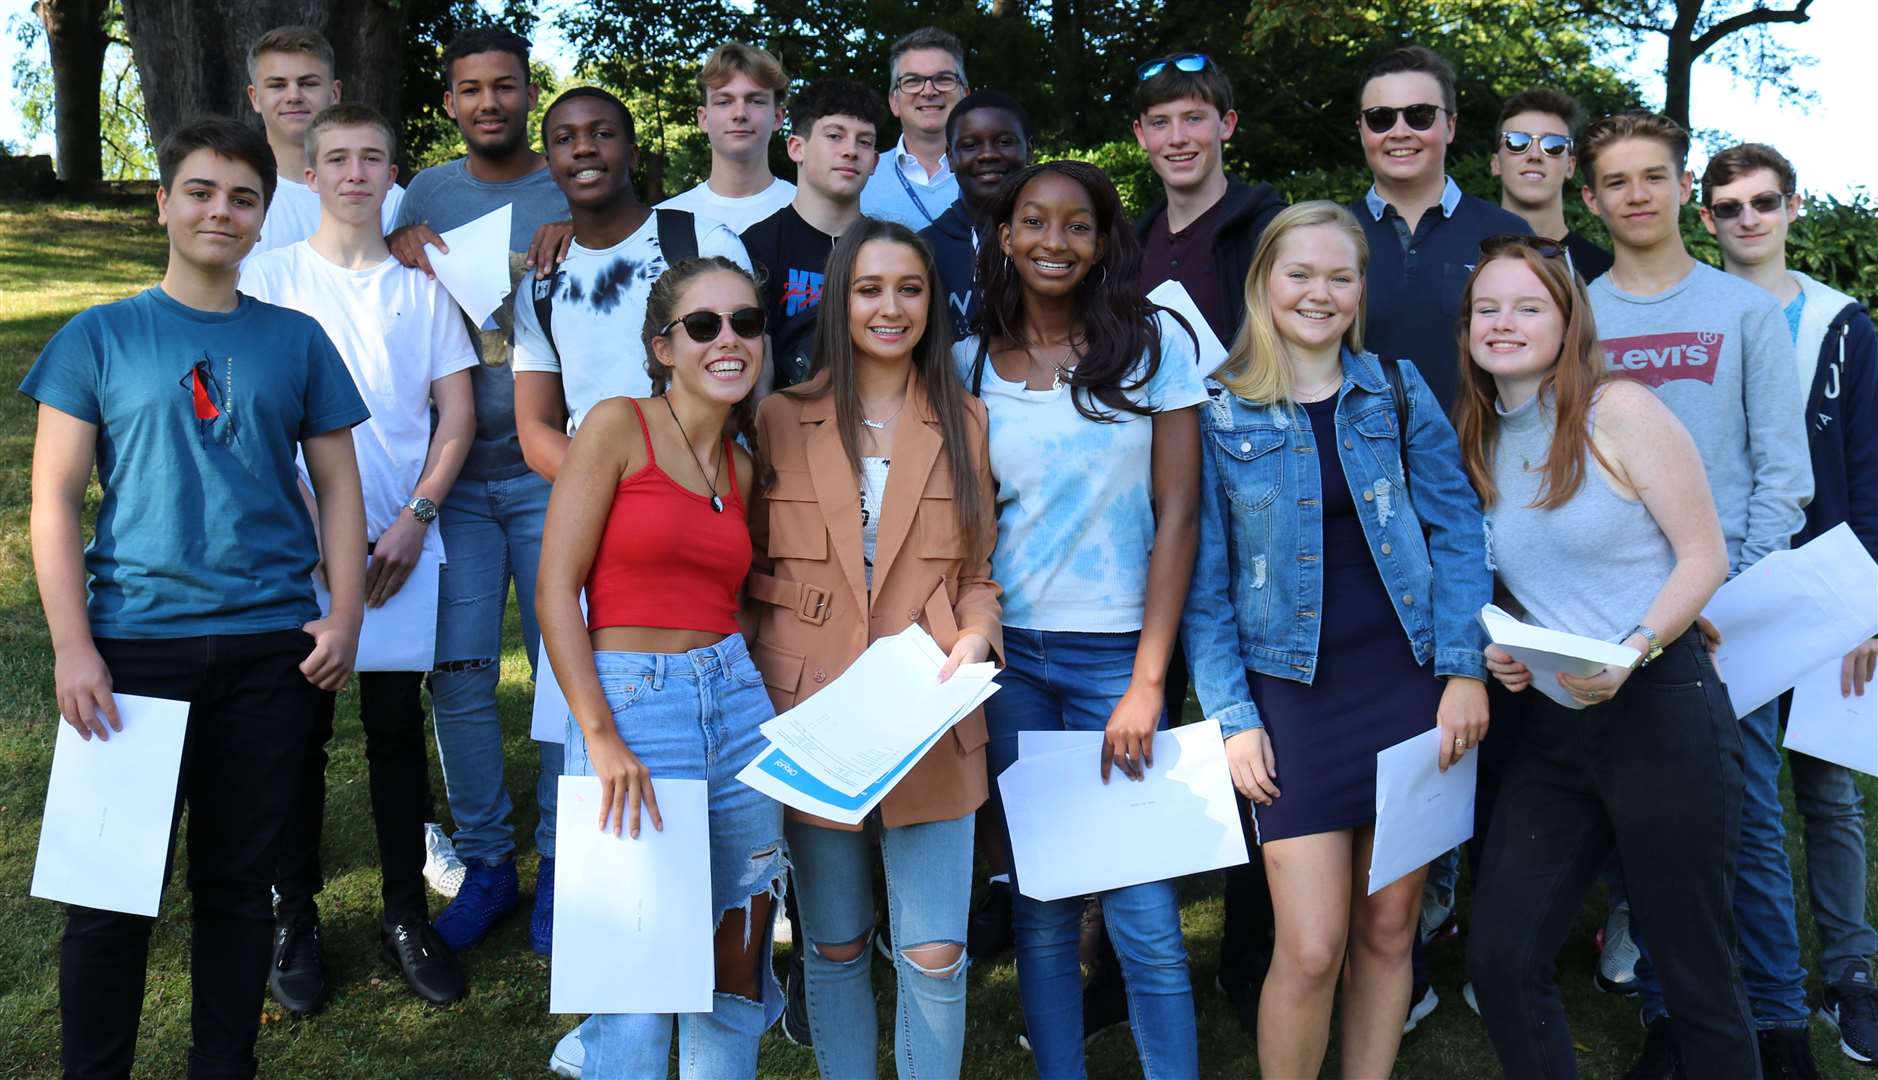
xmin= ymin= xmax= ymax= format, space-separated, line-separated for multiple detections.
xmin=1363 ymin=175 xmax=1464 ymax=222
xmin=954 ymin=311 xmax=1208 ymax=631
xmin=860 ymin=136 xmax=959 ymax=230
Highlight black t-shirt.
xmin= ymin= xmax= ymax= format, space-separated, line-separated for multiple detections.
xmin=1140 ymin=196 xmax=1230 ymax=343
xmin=1563 ymin=229 xmax=1616 ymax=285
xmin=740 ymin=204 xmax=838 ymax=389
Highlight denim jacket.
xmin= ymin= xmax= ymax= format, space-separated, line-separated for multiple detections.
xmin=1180 ymin=350 xmax=1492 ymax=737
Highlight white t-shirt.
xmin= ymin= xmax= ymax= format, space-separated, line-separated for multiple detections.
xmin=512 ymin=212 xmax=753 ymax=429
xmin=656 ymin=178 xmax=795 ymax=233
xmin=247 ymin=178 xmax=406 ymax=263
xmin=953 ymin=310 xmax=1208 ymax=632
xmin=239 ymin=241 xmax=478 ymax=555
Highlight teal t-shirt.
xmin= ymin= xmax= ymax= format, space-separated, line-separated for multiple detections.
xmin=20 ymin=287 xmax=370 ymax=639
xmin=1784 ymin=290 xmax=1806 ymax=344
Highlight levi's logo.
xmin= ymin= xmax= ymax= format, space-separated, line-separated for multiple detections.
xmin=1601 ymin=331 xmax=1724 ymax=387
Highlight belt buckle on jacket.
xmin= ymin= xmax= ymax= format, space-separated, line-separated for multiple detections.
xmin=798 ymin=584 xmax=830 ymax=625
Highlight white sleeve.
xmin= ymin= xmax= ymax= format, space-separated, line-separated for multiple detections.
xmin=510 ymin=270 xmax=561 ymax=374
xmin=699 ymin=222 xmax=754 ymax=272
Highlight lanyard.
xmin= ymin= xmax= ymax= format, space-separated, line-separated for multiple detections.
xmin=895 ymin=164 xmax=939 ymax=225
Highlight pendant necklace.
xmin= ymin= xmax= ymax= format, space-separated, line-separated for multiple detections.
xmin=662 ymin=395 xmax=724 ymax=512
xmin=861 ymin=396 xmax=906 ymax=430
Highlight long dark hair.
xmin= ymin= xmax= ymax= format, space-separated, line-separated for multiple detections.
xmin=640 ymin=256 xmax=763 ymax=474
xmin=973 ymin=160 xmax=1179 ymax=423
xmin=789 ymin=219 xmax=992 ymax=561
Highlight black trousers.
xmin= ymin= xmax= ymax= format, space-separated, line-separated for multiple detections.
xmin=275 ymin=670 xmax=432 ymax=927
xmin=61 ymin=630 xmax=328 ymax=1080
xmin=1467 ymin=629 xmax=1759 ymax=1079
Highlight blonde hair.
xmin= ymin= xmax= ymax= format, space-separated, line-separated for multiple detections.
xmin=1217 ymin=201 xmax=1369 ymax=403
xmin=697 ymin=41 xmax=788 ymax=103
xmin=247 ymin=25 xmax=334 ymax=83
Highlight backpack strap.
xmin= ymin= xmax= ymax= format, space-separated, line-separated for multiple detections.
xmin=969 ymin=333 xmax=991 ymax=398
xmin=656 ymin=208 xmax=699 ymax=266
xmin=1383 ymin=355 xmax=1412 ymax=501
xmin=530 ymin=267 xmax=563 ymax=361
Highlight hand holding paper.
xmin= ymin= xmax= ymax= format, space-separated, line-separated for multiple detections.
xmin=1370 ymin=727 xmax=1477 ymax=895
xmin=425 ymin=203 xmax=515 ymax=327
xmin=1478 ymin=604 xmax=1640 ymax=711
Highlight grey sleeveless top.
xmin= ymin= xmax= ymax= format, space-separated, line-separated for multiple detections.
xmin=1487 ymin=392 xmax=1674 ymax=642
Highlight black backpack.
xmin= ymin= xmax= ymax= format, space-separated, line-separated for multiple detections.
xmin=530 ymin=208 xmax=699 ymax=357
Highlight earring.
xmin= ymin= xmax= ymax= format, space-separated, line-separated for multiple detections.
xmin=1091 ymin=262 xmax=1109 ymax=287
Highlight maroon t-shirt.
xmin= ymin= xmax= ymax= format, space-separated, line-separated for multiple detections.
xmin=1140 ymin=196 xmax=1230 ymax=342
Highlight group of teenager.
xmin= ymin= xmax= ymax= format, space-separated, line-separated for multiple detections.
xmin=25 ymin=16 xmax=1876 ymax=1080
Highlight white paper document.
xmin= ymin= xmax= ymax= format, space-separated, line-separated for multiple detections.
xmin=1146 ymin=279 xmax=1228 ymax=372
xmin=551 ymin=776 xmax=713 ymax=1014
xmin=1369 ymin=727 xmax=1478 ymax=896
xmin=1783 ymin=659 xmax=1878 ymax=777
xmin=998 ymin=720 xmax=1247 ymax=902
xmin=1704 ymin=523 xmax=1878 ymax=718
xmin=425 ymin=203 xmax=514 ymax=327
xmin=756 ymin=626 xmax=998 ymax=798
xmin=314 ymin=550 xmax=441 ymax=672
xmin=1017 ymin=729 xmax=1104 ymax=759
xmin=530 ymin=592 xmax=589 ymax=744
xmin=1478 ymin=603 xmax=1641 ymax=711
xmin=32 ymin=695 xmax=190 ymax=917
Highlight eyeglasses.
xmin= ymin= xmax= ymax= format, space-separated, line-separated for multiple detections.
xmin=1480 ymin=234 xmax=1567 ymax=260
xmin=1136 ymin=53 xmax=1210 ymax=81
xmin=894 ymin=71 xmax=963 ymax=96
xmin=1360 ymin=104 xmax=1449 ymax=134
xmin=1499 ymin=131 xmax=1573 ymax=158
xmin=1707 ymin=191 xmax=1794 ymax=220
xmin=658 ymin=307 xmax=767 ymax=343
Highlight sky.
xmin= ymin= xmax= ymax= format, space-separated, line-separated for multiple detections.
xmin=1 ymin=2 xmax=1869 ymax=200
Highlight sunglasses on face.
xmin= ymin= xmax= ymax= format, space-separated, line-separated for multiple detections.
xmin=658 ymin=307 xmax=767 ymax=343
xmin=895 ymin=71 xmax=962 ymax=95
xmin=1480 ymin=234 xmax=1567 ymax=260
xmin=1499 ymin=131 xmax=1573 ymax=157
xmin=1136 ymin=53 xmax=1210 ymax=81
xmin=1360 ymin=103 xmax=1448 ymax=134
xmin=1707 ymin=191 xmax=1794 ymax=220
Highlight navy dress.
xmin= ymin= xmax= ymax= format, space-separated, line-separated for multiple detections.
xmin=1247 ymin=394 xmax=1443 ymax=842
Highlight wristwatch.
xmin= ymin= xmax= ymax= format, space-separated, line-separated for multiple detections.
xmin=1625 ymin=624 xmax=1664 ymax=667
xmin=405 ymin=496 xmax=438 ymax=525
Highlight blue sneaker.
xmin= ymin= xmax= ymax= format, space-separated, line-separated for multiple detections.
xmin=433 ymin=857 xmax=519 ymax=951
xmin=531 ymin=856 xmax=556 ymax=956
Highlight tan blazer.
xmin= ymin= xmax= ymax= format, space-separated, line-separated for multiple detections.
xmin=747 ymin=371 xmax=1002 ymax=830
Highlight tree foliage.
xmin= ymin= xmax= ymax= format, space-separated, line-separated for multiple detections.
xmin=10 ymin=3 xmax=152 ymax=183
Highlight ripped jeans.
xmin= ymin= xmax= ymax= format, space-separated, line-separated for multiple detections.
xmin=564 ymin=636 xmax=787 ymax=1079
xmin=789 ymin=813 xmax=974 ymax=1079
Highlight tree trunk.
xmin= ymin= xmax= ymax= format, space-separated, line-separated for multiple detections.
xmin=120 ymin=0 xmax=404 ymax=153
xmin=1663 ymin=31 xmax=1693 ymax=131
xmin=35 ymin=0 xmax=111 ymax=194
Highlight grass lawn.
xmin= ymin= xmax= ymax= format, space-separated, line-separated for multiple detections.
xmin=0 ymin=199 xmax=1871 ymax=1078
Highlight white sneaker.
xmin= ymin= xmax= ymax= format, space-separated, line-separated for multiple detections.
xmin=548 ymin=1026 xmax=584 ymax=1078
xmin=1595 ymin=902 xmax=1640 ymax=994
xmin=423 ymin=823 xmax=467 ymax=899
xmin=772 ymin=904 xmax=793 ymax=948
xmin=1402 ymin=984 xmax=1440 ymax=1034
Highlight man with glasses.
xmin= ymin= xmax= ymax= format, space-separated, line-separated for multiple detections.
xmin=1701 ymin=141 xmax=1878 ymax=1070
xmin=1351 ymin=44 xmax=1529 ymax=411
xmin=1491 ymin=88 xmax=1613 ymax=283
xmin=860 ymin=26 xmax=967 ymax=229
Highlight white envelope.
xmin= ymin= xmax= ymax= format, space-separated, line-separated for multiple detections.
xmin=425 ymin=203 xmax=515 ymax=328
xmin=1783 ymin=658 xmax=1878 ymax=777
xmin=550 ymin=776 xmax=713 ymax=1014
xmin=314 ymin=550 xmax=441 ymax=672
xmin=1478 ymin=603 xmax=1640 ymax=711
xmin=32 ymin=695 xmax=190 ymax=917
xmin=1369 ymin=727 xmax=1477 ymax=896
xmin=998 ymin=720 xmax=1247 ymax=902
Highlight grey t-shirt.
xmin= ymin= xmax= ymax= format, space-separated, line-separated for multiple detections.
xmin=1589 ymin=261 xmax=1812 ymax=571
xmin=393 ymin=158 xmax=568 ymax=481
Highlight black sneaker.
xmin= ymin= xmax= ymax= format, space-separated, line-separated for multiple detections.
xmin=1622 ymin=1016 xmax=1685 ymax=1080
xmin=381 ymin=915 xmax=466 ymax=1006
xmin=268 ymin=913 xmax=327 ymax=1016
xmin=1822 ymin=975 xmax=1878 ymax=1066
xmin=1215 ymin=972 xmax=1261 ymax=1038
xmin=779 ymin=951 xmax=812 ymax=1048
xmin=1757 ymin=1026 xmax=1821 ymax=1080
xmin=967 ymin=880 xmax=1015 ymax=962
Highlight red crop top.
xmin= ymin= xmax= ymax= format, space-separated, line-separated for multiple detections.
xmin=586 ymin=399 xmax=752 ymax=635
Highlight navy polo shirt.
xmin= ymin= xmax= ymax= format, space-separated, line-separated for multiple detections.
xmin=1353 ymin=177 xmax=1532 ymax=410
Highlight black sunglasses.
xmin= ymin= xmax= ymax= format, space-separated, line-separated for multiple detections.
xmin=1708 ymin=191 xmax=1794 ymax=220
xmin=1137 ymin=53 xmax=1209 ymax=81
xmin=1480 ymin=234 xmax=1567 ymax=260
xmin=658 ymin=307 xmax=767 ymax=343
xmin=1360 ymin=103 xmax=1449 ymax=134
xmin=1499 ymin=131 xmax=1573 ymax=157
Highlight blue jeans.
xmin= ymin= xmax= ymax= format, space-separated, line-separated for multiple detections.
xmin=984 ymin=627 xmax=1199 ymax=1080
xmin=430 ymin=471 xmax=564 ymax=864
xmin=790 ymin=814 xmax=974 ymax=1079
xmin=567 ymin=637 xmax=788 ymax=1079
xmin=1637 ymin=699 xmax=1808 ymax=1028
xmin=1790 ymin=748 xmax=1876 ymax=986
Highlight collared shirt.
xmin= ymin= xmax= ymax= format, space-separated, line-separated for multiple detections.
xmin=860 ymin=136 xmax=960 ymax=230
xmin=1140 ymin=195 xmax=1231 ymax=341
xmin=1365 ymin=176 xmax=1464 ymax=250
xmin=890 ymin=134 xmax=954 ymax=186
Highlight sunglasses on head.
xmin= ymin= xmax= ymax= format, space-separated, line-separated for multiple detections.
xmin=1137 ymin=53 xmax=1210 ymax=81
xmin=659 ymin=307 xmax=767 ymax=344
xmin=1499 ymin=131 xmax=1573 ymax=157
xmin=1360 ymin=103 xmax=1448 ymax=134
xmin=1707 ymin=191 xmax=1794 ymax=220
xmin=1480 ymin=234 xmax=1567 ymax=260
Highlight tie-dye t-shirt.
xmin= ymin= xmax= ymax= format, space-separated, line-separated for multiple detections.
xmin=955 ymin=309 xmax=1208 ymax=632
